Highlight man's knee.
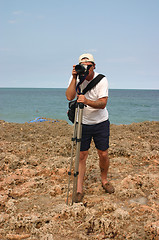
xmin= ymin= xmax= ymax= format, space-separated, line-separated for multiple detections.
xmin=80 ymin=151 xmax=88 ymax=161
xmin=98 ymin=149 xmax=108 ymax=159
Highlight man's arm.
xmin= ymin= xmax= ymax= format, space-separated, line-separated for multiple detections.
xmin=77 ymin=95 xmax=108 ymax=109
xmin=65 ymin=65 xmax=77 ymax=101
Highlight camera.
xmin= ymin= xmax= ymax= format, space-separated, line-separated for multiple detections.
xmin=75 ymin=64 xmax=88 ymax=75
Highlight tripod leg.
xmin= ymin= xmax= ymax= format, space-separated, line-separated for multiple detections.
xmin=66 ymin=107 xmax=78 ymax=205
xmin=72 ymin=103 xmax=84 ymax=204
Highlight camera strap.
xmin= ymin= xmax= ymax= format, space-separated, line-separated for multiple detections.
xmin=76 ymin=65 xmax=92 ymax=94
xmin=76 ymin=75 xmax=87 ymax=94
xmin=82 ymin=74 xmax=105 ymax=95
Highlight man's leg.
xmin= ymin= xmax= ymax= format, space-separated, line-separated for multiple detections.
xmin=97 ymin=149 xmax=109 ymax=185
xmin=77 ymin=150 xmax=88 ymax=193
xmin=98 ymin=148 xmax=115 ymax=193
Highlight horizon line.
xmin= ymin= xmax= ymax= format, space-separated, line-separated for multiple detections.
xmin=0 ymin=87 xmax=158 ymax=90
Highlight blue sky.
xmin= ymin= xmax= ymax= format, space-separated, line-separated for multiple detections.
xmin=0 ymin=0 xmax=159 ymax=89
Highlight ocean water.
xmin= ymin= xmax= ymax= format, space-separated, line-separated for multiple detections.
xmin=0 ymin=88 xmax=158 ymax=125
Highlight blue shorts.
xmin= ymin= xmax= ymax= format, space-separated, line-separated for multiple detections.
xmin=80 ymin=120 xmax=110 ymax=151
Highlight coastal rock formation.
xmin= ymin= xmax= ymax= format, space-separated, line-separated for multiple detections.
xmin=0 ymin=120 xmax=159 ymax=239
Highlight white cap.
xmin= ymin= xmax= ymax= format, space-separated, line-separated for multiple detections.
xmin=79 ymin=53 xmax=95 ymax=64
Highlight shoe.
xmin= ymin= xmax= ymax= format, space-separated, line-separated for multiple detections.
xmin=74 ymin=192 xmax=84 ymax=203
xmin=102 ymin=182 xmax=115 ymax=194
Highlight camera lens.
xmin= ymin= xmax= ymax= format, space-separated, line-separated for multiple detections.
xmin=75 ymin=64 xmax=86 ymax=75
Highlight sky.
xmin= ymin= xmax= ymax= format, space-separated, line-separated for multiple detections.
xmin=0 ymin=0 xmax=159 ymax=89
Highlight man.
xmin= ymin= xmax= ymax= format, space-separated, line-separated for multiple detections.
xmin=66 ymin=53 xmax=115 ymax=202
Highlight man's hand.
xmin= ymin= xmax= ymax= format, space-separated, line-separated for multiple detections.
xmin=72 ymin=65 xmax=77 ymax=79
xmin=77 ymin=94 xmax=87 ymax=105
xmin=77 ymin=96 xmax=108 ymax=109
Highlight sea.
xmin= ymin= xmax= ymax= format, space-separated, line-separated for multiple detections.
xmin=0 ymin=88 xmax=158 ymax=125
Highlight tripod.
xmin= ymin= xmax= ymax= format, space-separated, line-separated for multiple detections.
xmin=66 ymin=100 xmax=84 ymax=205
xmin=66 ymin=68 xmax=92 ymax=205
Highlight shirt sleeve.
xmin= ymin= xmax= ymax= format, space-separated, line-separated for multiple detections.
xmin=68 ymin=76 xmax=80 ymax=86
xmin=96 ymin=76 xmax=108 ymax=99
xmin=68 ymin=76 xmax=72 ymax=86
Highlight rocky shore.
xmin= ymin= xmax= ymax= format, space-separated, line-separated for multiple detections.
xmin=0 ymin=120 xmax=159 ymax=240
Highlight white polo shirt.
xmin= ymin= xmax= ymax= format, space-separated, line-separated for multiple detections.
xmin=69 ymin=72 xmax=109 ymax=125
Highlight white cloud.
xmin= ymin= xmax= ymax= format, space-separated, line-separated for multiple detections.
xmin=36 ymin=15 xmax=45 ymax=20
xmin=82 ymin=49 xmax=97 ymax=53
xmin=8 ymin=20 xmax=16 ymax=24
xmin=13 ymin=11 xmax=23 ymax=15
xmin=137 ymin=70 xmax=159 ymax=77
xmin=106 ymin=57 xmax=136 ymax=63
xmin=0 ymin=48 xmax=10 ymax=52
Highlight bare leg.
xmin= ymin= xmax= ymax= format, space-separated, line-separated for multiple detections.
xmin=77 ymin=150 xmax=88 ymax=193
xmin=97 ymin=149 xmax=109 ymax=185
